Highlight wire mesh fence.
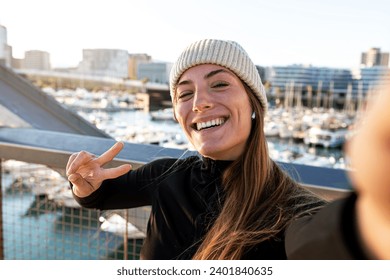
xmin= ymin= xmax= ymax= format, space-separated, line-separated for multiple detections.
xmin=0 ymin=159 xmax=146 ymax=260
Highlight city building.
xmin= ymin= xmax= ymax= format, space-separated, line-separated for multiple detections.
xmin=264 ymin=65 xmax=353 ymax=107
xmin=264 ymin=62 xmax=390 ymax=109
xmin=361 ymin=48 xmax=389 ymax=67
xmin=0 ymin=24 xmax=12 ymax=67
xmin=310 ymin=67 xmax=353 ymax=98
xmin=351 ymin=66 xmax=390 ymax=94
xmin=77 ymin=49 xmax=129 ymax=78
xmin=265 ymin=65 xmax=313 ymax=92
xmin=128 ymin=53 xmax=152 ymax=80
xmin=137 ymin=62 xmax=172 ymax=84
xmin=23 ymin=50 xmax=51 ymax=70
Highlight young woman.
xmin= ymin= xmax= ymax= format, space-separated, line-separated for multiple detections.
xmin=66 ymin=39 xmax=389 ymax=259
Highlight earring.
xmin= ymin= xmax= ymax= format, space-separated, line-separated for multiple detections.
xmin=251 ymin=112 xmax=256 ymax=119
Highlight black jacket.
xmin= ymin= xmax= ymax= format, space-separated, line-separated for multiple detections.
xmin=73 ymin=156 xmax=367 ymax=260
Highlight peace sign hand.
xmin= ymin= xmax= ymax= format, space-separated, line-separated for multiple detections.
xmin=66 ymin=141 xmax=132 ymax=198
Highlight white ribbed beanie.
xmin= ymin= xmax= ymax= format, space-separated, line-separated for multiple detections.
xmin=169 ymin=39 xmax=267 ymax=111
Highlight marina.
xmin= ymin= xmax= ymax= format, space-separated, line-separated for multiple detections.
xmin=41 ymin=87 xmax=352 ymax=169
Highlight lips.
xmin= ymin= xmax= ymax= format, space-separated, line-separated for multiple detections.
xmin=192 ymin=117 xmax=227 ymax=131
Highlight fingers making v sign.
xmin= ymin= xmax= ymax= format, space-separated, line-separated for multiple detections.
xmin=66 ymin=141 xmax=132 ymax=197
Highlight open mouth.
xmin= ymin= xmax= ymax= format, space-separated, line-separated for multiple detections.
xmin=192 ymin=117 xmax=228 ymax=131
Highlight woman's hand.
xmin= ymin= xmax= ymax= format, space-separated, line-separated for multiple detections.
xmin=66 ymin=141 xmax=132 ymax=198
xmin=345 ymin=81 xmax=390 ymax=259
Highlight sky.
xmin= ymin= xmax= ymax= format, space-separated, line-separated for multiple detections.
xmin=1 ymin=0 xmax=389 ymax=69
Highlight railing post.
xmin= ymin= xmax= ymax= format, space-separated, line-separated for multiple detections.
xmin=0 ymin=158 xmax=4 ymax=260
xmin=123 ymin=209 xmax=129 ymax=260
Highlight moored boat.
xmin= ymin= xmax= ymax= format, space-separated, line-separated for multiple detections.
xmin=304 ymin=126 xmax=348 ymax=148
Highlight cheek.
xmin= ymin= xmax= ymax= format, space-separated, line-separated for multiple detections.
xmin=174 ymin=105 xmax=188 ymax=129
xmin=235 ymin=97 xmax=252 ymax=121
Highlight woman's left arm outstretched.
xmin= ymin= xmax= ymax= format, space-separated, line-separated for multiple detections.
xmin=346 ymin=80 xmax=390 ymax=259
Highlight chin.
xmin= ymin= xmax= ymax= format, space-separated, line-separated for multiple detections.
xmin=199 ymin=150 xmax=230 ymax=161
xmin=197 ymin=149 xmax=218 ymax=159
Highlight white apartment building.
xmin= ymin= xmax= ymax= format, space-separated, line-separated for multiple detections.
xmin=77 ymin=49 xmax=129 ymax=78
xmin=23 ymin=50 xmax=51 ymax=70
xmin=361 ymin=48 xmax=389 ymax=67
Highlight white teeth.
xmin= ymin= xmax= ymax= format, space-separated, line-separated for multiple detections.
xmin=196 ymin=118 xmax=225 ymax=131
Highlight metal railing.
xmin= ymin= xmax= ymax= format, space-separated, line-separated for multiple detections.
xmin=0 ymin=127 xmax=352 ymax=260
xmin=1 ymin=159 xmax=146 ymax=259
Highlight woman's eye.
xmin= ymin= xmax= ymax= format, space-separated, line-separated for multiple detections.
xmin=212 ymin=82 xmax=229 ymax=88
xmin=178 ymin=91 xmax=193 ymax=100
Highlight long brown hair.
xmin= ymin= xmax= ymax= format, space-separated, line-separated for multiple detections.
xmin=192 ymin=84 xmax=325 ymax=259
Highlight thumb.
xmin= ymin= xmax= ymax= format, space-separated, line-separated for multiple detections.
xmin=68 ymin=173 xmax=83 ymax=185
xmin=68 ymin=173 xmax=95 ymax=197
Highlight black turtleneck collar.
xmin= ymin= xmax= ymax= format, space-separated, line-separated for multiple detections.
xmin=200 ymin=156 xmax=234 ymax=174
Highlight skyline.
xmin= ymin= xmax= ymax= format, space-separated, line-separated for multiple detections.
xmin=1 ymin=0 xmax=389 ymax=69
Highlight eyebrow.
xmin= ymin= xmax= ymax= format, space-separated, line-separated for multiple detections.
xmin=204 ymin=68 xmax=232 ymax=79
xmin=177 ymin=68 xmax=234 ymax=86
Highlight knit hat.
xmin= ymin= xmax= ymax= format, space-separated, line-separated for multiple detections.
xmin=169 ymin=39 xmax=268 ymax=111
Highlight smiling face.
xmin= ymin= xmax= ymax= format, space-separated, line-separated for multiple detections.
xmin=173 ymin=64 xmax=253 ymax=160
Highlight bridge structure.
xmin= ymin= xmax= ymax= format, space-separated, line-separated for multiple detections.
xmin=14 ymin=68 xmax=170 ymax=93
xmin=14 ymin=67 xmax=172 ymax=110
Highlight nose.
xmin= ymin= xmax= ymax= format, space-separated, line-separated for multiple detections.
xmin=192 ymin=88 xmax=213 ymax=112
